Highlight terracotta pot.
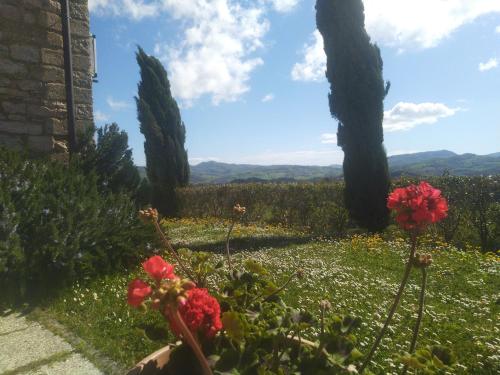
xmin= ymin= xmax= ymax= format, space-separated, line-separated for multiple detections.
xmin=126 ymin=337 xmax=318 ymax=374
xmin=126 ymin=345 xmax=172 ymax=375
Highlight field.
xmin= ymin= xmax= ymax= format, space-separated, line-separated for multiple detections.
xmin=34 ymin=218 xmax=500 ymax=374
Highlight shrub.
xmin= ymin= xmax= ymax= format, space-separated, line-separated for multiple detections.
xmin=0 ymin=148 xmax=156 ymax=301
xmin=177 ymin=176 xmax=500 ymax=251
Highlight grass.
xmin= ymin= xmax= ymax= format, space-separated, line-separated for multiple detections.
xmin=37 ymin=218 xmax=499 ymax=374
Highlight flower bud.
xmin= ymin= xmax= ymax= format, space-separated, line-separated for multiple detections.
xmin=138 ymin=208 xmax=159 ymax=223
xmin=233 ymin=204 xmax=246 ymax=215
xmin=320 ymin=300 xmax=331 ymax=311
xmin=157 ymin=287 xmax=168 ymax=297
xmin=181 ymin=280 xmax=197 ymax=290
xmin=296 ymin=268 xmax=305 ymax=279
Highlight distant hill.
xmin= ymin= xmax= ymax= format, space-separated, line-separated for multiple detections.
xmin=189 ymin=162 xmax=344 ymax=184
xmin=137 ymin=150 xmax=500 ymax=184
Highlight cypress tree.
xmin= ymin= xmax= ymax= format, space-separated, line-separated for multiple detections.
xmin=136 ymin=47 xmax=189 ymax=215
xmin=316 ymin=0 xmax=391 ymax=231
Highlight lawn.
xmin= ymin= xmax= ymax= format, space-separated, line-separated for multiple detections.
xmin=36 ymin=219 xmax=499 ymax=374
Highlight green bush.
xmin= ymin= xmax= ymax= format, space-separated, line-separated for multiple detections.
xmin=0 ymin=148 xmax=156 ymax=301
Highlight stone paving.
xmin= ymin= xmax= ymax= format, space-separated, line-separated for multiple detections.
xmin=0 ymin=312 xmax=103 ymax=375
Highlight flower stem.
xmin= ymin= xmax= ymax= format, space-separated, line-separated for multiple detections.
xmin=167 ymin=306 xmax=213 ymax=375
xmin=248 ymin=271 xmax=297 ymax=306
xmin=225 ymin=220 xmax=236 ymax=271
xmin=402 ymin=267 xmax=428 ymax=375
xmin=153 ymin=220 xmax=195 ymax=280
xmin=359 ymin=235 xmax=417 ymax=373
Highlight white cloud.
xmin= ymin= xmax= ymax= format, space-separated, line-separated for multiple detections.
xmin=363 ymin=0 xmax=500 ymax=49
xmin=153 ymin=1 xmax=270 ymax=105
xmin=479 ymin=57 xmax=498 ymax=71
xmin=107 ymin=96 xmax=131 ymax=111
xmin=267 ymin=0 xmax=300 ymax=13
xmin=261 ymin=93 xmax=275 ymax=102
xmin=384 ymin=102 xmax=459 ymax=132
xmin=496 ymin=25 xmax=500 ymax=33
xmin=94 ymin=110 xmax=110 ymax=122
xmin=320 ymin=133 xmax=337 ymax=144
xmin=89 ymin=0 xmax=111 ymax=11
xmin=291 ymin=30 xmax=326 ymax=82
xmin=89 ymin=0 xmax=156 ymax=20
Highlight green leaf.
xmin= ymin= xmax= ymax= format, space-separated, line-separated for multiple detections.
xmin=222 ymin=311 xmax=246 ymax=343
xmin=244 ymin=259 xmax=268 ymax=275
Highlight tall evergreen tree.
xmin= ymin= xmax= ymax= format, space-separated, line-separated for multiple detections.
xmin=316 ymin=0 xmax=391 ymax=231
xmin=136 ymin=47 xmax=189 ymax=215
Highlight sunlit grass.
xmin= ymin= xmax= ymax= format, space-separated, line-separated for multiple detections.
xmin=41 ymin=219 xmax=499 ymax=374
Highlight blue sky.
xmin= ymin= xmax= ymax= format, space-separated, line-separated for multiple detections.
xmin=89 ymin=0 xmax=500 ymax=166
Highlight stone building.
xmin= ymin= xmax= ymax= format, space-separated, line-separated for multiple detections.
xmin=0 ymin=0 xmax=94 ymax=155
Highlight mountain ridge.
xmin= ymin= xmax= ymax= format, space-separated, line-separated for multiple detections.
xmin=137 ymin=150 xmax=500 ymax=184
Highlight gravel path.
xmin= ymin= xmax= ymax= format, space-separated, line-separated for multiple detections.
xmin=0 ymin=312 xmax=103 ymax=375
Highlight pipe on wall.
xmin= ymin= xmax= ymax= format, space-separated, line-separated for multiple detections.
xmin=60 ymin=0 xmax=77 ymax=155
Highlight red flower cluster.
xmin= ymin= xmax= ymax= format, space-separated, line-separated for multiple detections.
xmin=127 ymin=279 xmax=152 ymax=307
xmin=143 ymin=255 xmax=176 ymax=281
xmin=169 ymin=288 xmax=222 ymax=339
xmin=127 ymin=256 xmax=176 ymax=307
xmin=387 ymin=181 xmax=448 ymax=230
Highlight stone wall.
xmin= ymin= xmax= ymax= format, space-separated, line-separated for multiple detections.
xmin=0 ymin=0 xmax=94 ymax=155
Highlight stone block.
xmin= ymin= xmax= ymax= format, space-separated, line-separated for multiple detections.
xmin=72 ymin=38 xmax=90 ymax=55
xmin=28 ymin=135 xmax=54 ymax=152
xmin=0 ymin=120 xmax=43 ymax=135
xmin=0 ymin=134 xmax=23 ymax=150
xmin=43 ymin=83 xmax=66 ymax=101
xmin=70 ymin=4 xmax=89 ymax=21
xmin=18 ymin=80 xmax=43 ymax=92
xmin=41 ymin=48 xmax=64 ymax=66
xmin=45 ymin=117 xmax=67 ymax=135
xmin=0 ymin=4 xmax=21 ymax=22
xmin=74 ymin=87 xmax=93 ymax=104
xmin=41 ymin=66 xmax=64 ymax=83
xmin=42 ymin=100 xmax=67 ymax=114
xmin=46 ymin=32 xmax=63 ymax=48
xmin=39 ymin=10 xmax=62 ymax=32
xmin=70 ymin=19 xmax=90 ymax=38
xmin=74 ymin=73 xmax=92 ymax=89
xmin=0 ymin=57 xmax=27 ymax=76
xmin=0 ymin=45 xmax=8 ymax=56
xmin=75 ymin=104 xmax=92 ymax=119
xmin=8 ymin=114 xmax=26 ymax=121
xmin=23 ymin=12 xmax=36 ymax=25
xmin=2 ymin=101 xmax=25 ymax=114
xmin=27 ymin=104 xmax=55 ymax=117
xmin=0 ymin=87 xmax=23 ymax=96
xmin=23 ymin=0 xmax=60 ymax=12
xmin=72 ymin=54 xmax=90 ymax=72
xmin=10 ymin=45 xmax=40 ymax=63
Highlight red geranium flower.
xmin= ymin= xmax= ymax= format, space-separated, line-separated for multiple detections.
xmin=168 ymin=288 xmax=222 ymax=339
xmin=143 ymin=255 xmax=176 ymax=281
xmin=387 ymin=181 xmax=448 ymax=230
xmin=127 ymin=279 xmax=152 ymax=307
